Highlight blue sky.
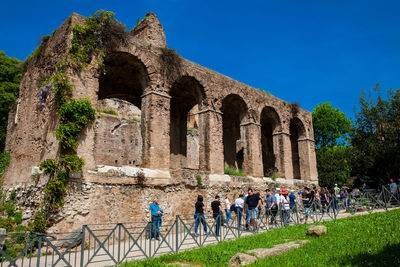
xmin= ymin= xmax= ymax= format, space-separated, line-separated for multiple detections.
xmin=1 ymin=0 xmax=399 ymax=118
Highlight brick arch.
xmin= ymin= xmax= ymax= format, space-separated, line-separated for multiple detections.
xmin=290 ymin=117 xmax=307 ymax=179
xmin=260 ymin=106 xmax=282 ymax=176
xmin=98 ymin=51 xmax=149 ymax=108
xmin=221 ymin=94 xmax=248 ymax=170
xmin=169 ymin=75 xmax=205 ymax=169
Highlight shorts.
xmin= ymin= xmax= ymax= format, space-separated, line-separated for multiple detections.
xmin=249 ymin=208 xmax=258 ymax=219
xmin=304 ymin=207 xmax=311 ymax=216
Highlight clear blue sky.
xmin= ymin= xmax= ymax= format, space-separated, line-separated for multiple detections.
xmin=1 ymin=0 xmax=399 ymax=118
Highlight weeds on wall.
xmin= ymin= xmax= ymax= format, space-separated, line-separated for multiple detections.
xmin=97 ymin=108 xmax=118 ymax=115
xmin=196 ymin=174 xmax=202 ymax=187
xmin=159 ymin=47 xmax=182 ymax=83
xmin=70 ymin=10 xmax=126 ymax=70
xmin=224 ymin=166 xmax=245 ymax=177
xmin=30 ymin=11 xmax=118 ymax=232
xmin=21 ymin=35 xmax=50 ymax=73
xmin=291 ymin=102 xmax=300 ymax=115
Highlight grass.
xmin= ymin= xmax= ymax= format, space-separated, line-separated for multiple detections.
xmin=97 ymin=108 xmax=118 ymax=115
xmin=123 ymin=209 xmax=400 ymax=267
xmin=224 ymin=166 xmax=245 ymax=177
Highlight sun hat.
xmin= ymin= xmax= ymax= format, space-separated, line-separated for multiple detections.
xmin=281 ymin=188 xmax=288 ymax=194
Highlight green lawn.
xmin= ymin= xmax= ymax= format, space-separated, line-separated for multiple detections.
xmin=123 ymin=209 xmax=400 ymax=267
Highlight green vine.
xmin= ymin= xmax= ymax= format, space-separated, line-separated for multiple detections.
xmin=31 ymin=11 xmax=118 ymax=232
xmin=69 ymin=10 xmax=126 ymax=70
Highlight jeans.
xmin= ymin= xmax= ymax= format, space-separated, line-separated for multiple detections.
xmin=151 ymin=216 xmax=161 ymax=238
xmin=224 ymin=209 xmax=232 ymax=223
xmin=194 ymin=213 xmax=207 ymax=234
xmin=245 ymin=207 xmax=250 ymax=229
xmin=236 ymin=207 xmax=243 ymax=229
xmin=213 ymin=215 xmax=221 ymax=236
xmin=282 ymin=209 xmax=290 ymax=226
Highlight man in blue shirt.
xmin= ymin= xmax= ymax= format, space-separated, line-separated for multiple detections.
xmin=149 ymin=198 xmax=163 ymax=240
xmin=289 ymin=190 xmax=297 ymax=211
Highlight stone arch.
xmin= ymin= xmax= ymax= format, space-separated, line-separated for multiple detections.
xmin=95 ymin=52 xmax=149 ymax=167
xmin=290 ymin=117 xmax=306 ymax=179
xmin=169 ymin=76 xmax=205 ymax=169
xmin=260 ymin=106 xmax=282 ymax=176
xmin=221 ymin=94 xmax=248 ymax=170
xmin=98 ymin=52 xmax=149 ymax=108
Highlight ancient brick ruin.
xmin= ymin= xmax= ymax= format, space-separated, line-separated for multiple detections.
xmin=2 ymin=13 xmax=317 ymax=231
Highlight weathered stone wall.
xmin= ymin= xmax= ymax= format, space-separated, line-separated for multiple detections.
xmin=2 ymin=12 xmax=319 ymax=232
xmin=1 ymin=172 xmax=316 ymax=234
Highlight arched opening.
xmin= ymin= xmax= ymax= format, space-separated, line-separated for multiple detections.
xmin=98 ymin=52 xmax=149 ymax=108
xmin=95 ymin=52 xmax=148 ymax=167
xmin=260 ymin=107 xmax=281 ymax=177
xmin=290 ymin=118 xmax=306 ymax=179
xmin=221 ymin=94 xmax=248 ymax=170
xmin=170 ymin=76 xmax=204 ymax=169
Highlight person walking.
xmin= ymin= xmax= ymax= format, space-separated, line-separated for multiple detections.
xmin=211 ymin=195 xmax=223 ymax=237
xmin=234 ymin=194 xmax=244 ymax=230
xmin=224 ymin=195 xmax=232 ymax=224
xmin=266 ymin=189 xmax=279 ymax=229
xmin=302 ymin=188 xmax=312 ymax=224
xmin=149 ymin=198 xmax=163 ymax=240
xmin=289 ymin=190 xmax=297 ymax=211
xmin=245 ymin=188 xmax=261 ymax=232
xmin=280 ymin=189 xmax=290 ymax=226
xmin=194 ymin=195 xmax=207 ymax=236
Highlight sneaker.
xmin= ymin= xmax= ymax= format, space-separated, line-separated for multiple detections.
xmin=156 ymin=237 xmax=160 ymax=241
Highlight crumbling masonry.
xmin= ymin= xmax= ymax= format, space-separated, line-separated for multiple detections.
xmin=2 ymin=13 xmax=317 ymax=231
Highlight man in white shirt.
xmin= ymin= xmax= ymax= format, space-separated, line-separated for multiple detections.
xmin=274 ymin=188 xmax=281 ymax=210
xmin=234 ymin=194 xmax=245 ymax=229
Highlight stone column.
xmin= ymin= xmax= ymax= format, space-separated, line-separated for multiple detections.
xmin=241 ymin=122 xmax=263 ymax=177
xmin=141 ymin=91 xmax=171 ymax=169
xmin=273 ymin=132 xmax=293 ymax=179
xmin=198 ymin=109 xmax=224 ymax=174
xmin=298 ymin=138 xmax=318 ymax=181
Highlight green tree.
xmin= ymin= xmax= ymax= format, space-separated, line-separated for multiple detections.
xmin=312 ymin=102 xmax=351 ymax=148
xmin=0 ymin=51 xmax=22 ymax=150
xmin=312 ymin=102 xmax=352 ymax=186
xmin=351 ymin=83 xmax=400 ymax=184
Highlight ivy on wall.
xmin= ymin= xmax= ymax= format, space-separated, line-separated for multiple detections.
xmin=30 ymin=10 xmax=124 ymax=232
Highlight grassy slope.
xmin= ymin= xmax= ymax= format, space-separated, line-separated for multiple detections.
xmin=124 ymin=209 xmax=400 ymax=267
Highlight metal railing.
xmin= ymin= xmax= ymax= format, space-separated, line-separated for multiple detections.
xmin=1 ymin=187 xmax=399 ymax=266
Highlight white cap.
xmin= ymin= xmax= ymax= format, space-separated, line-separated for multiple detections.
xmin=276 ymin=188 xmax=281 ymax=191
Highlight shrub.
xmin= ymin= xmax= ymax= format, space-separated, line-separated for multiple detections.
xmin=5 ymin=202 xmax=15 ymax=217
xmin=56 ymin=99 xmax=95 ymax=151
xmin=159 ymin=47 xmax=182 ymax=83
xmin=14 ymin=211 xmax=23 ymax=224
xmin=30 ymin=210 xmax=48 ymax=233
xmin=196 ymin=174 xmax=202 ymax=187
xmin=39 ymin=159 xmax=57 ymax=177
xmin=224 ymin=166 xmax=245 ymax=177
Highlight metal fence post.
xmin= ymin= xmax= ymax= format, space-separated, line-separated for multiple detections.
xmin=118 ymin=223 xmax=121 ymax=264
xmin=80 ymin=225 xmax=86 ymax=267
xmin=36 ymin=235 xmax=42 ymax=267
xmin=175 ymin=215 xmax=179 ymax=253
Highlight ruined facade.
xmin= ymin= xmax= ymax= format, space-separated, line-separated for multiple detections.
xmin=2 ymin=13 xmax=317 ymax=231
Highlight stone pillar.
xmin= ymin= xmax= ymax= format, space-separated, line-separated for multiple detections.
xmin=298 ymin=138 xmax=318 ymax=181
xmin=198 ymin=109 xmax=224 ymax=174
xmin=241 ymin=122 xmax=263 ymax=177
xmin=273 ymin=132 xmax=293 ymax=179
xmin=141 ymin=91 xmax=171 ymax=169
